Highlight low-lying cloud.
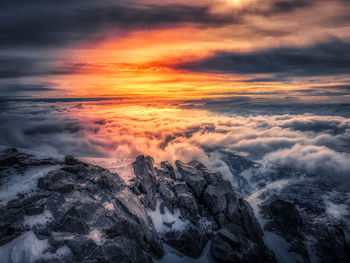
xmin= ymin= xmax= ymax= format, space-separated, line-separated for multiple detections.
xmin=0 ymin=100 xmax=349 ymax=189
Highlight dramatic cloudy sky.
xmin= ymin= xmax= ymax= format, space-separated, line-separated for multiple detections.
xmin=1 ymin=0 xmax=350 ymax=101
xmin=0 ymin=0 xmax=350 ymax=188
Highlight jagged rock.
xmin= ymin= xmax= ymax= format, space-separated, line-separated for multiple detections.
xmin=0 ymin=149 xmax=164 ymax=263
xmin=7 ymin=148 xmax=337 ymax=263
xmin=160 ymin=161 xmax=177 ymax=180
xmin=210 ymin=235 xmax=241 ymax=263
xmin=38 ymin=169 xmax=75 ymax=193
xmin=64 ymin=156 xmax=80 ymax=166
xmin=164 ymin=224 xmax=208 ymax=258
xmin=310 ymin=221 xmax=350 ymax=263
xmin=97 ymin=173 xmax=119 ymax=189
xmin=203 ymin=184 xmax=227 ymax=215
xmin=217 ymin=228 xmax=239 ymax=248
xmin=65 ymin=236 xmax=98 ymax=260
xmin=96 ymin=237 xmax=152 ymax=263
xmin=189 ymin=160 xmax=222 ymax=184
xmin=132 ymin=155 xmax=158 ymax=210
xmin=158 ymin=176 xmax=176 ymax=211
xmin=261 ymin=196 xmax=303 ymax=229
xmin=56 ymin=206 xmax=90 ymax=234
xmin=176 ymin=192 xmax=198 ymax=215
xmin=173 ymin=181 xmax=190 ymax=195
xmin=175 ymin=160 xmax=206 ymax=198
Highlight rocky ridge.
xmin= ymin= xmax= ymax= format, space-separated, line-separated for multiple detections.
xmin=0 ymin=147 xmax=349 ymax=263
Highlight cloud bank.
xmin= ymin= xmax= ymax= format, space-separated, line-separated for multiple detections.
xmin=0 ymin=100 xmax=349 ymax=188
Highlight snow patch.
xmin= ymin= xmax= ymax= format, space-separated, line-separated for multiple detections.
xmin=147 ymin=201 xmax=190 ymax=233
xmin=0 ymin=165 xmax=61 ymax=205
xmin=263 ymin=231 xmax=303 ymax=263
xmin=0 ymin=231 xmax=70 ymax=263
xmin=324 ymin=199 xmax=349 ymax=220
xmin=79 ymin=157 xmax=135 ymax=183
xmin=24 ymin=210 xmax=54 ymax=228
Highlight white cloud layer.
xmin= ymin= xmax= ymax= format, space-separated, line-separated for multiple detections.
xmin=0 ymin=100 xmax=349 ymax=188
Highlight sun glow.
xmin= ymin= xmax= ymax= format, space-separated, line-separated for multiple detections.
xmin=49 ymin=25 xmax=289 ymax=100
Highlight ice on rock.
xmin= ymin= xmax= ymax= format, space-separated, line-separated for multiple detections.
xmin=24 ymin=210 xmax=54 ymax=227
xmin=263 ymin=232 xmax=303 ymax=263
xmin=147 ymin=201 xmax=190 ymax=233
xmin=0 ymin=231 xmax=70 ymax=263
xmin=0 ymin=165 xmax=61 ymax=205
xmin=79 ymin=157 xmax=135 ymax=183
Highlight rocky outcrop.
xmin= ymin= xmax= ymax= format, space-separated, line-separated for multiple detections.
xmin=259 ymin=194 xmax=350 ymax=263
xmin=131 ymin=155 xmax=276 ymax=262
xmin=2 ymin=147 xmax=349 ymax=263
xmin=0 ymin=149 xmax=163 ymax=263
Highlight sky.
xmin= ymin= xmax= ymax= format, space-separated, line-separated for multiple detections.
xmin=0 ymin=0 xmax=350 ymax=190
xmin=0 ymin=0 xmax=350 ymax=102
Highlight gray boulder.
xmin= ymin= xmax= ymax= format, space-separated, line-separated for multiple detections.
xmin=175 ymin=160 xmax=206 ymax=198
xmin=164 ymin=224 xmax=208 ymax=258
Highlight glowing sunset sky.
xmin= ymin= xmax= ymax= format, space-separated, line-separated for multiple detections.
xmin=1 ymin=0 xmax=350 ymax=102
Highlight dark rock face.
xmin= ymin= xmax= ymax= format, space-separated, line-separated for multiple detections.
xmin=164 ymin=224 xmax=208 ymax=258
xmin=132 ymin=155 xmax=158 ymax=210
xmin=0 ymin=149 xmax=163 ymax=262
xmin=131 ymin=155 xmax=276 ymax=262
xmin=175 ymin=160 xmax=207 ymax=198
xmin=3 ymin=148 xmax=348 ymax=263
xmin=211 ymin=235 xmax=241 ymax=263
xmin=259 ymin=194 xmax=350 ymax=263
xmin=261 ymin=197 xmax=303 ymax=229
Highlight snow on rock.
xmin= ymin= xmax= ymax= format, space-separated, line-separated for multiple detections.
xmin=79 ymin=157 xmax=135 ymax=183
xmin=263 ymin=232 xmax=303 ymax=263
xmin=147 ymin=201 xmax=190 ymax=233
xmin=0 ymin=231 xmax=71 ymax=263
xmin=0 ymin=165 xmax=61 ymax=205
xmin=24 ymin=210 xmax=54 ymax=227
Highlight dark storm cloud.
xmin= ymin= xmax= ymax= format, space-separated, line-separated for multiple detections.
xmin=243 ymin=77 xmax=284 ymax=83
xmin=281 ymin=119 xmax=349 ymax=134
xmin=271 ymin=0 xmax=312 ymax=13
xmin=0 ymin=1 xmax=240 ymax=48
xmin=0 ymin=56 xmax=74 ymax=79
xmin=1 ymin=0 xmax=348 ymax=84
xmin=176 ymin=40 xmax=350 ymax=77
xmin=0 ymin=84 xmax=56 ymax=96
xmin=0 ymin=0 xmax=336 ymax=49
xmin=310 ymin=85 xmax=350 ymax=91
xmin=295 ymin=85 xmax=350 ymax=97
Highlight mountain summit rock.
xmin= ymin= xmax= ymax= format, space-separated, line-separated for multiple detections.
xmin=0 ymin=147 xmax=349 ymax=263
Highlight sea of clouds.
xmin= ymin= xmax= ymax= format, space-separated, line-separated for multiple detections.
xmin=0 ymin=99 xmax=349 ymax=188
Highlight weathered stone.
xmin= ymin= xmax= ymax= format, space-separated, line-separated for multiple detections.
xmin=203 ymin=184 xmax=227 ymax=215
xmin=64 ymin=156 xmax=80 ymax=166
xmin=132 ymin=155 xmax=158 ymax=210
xmin=261 ymin=196 xmax=303 ymax=228
xmin=210 ymin=235 xmax=241 ymax=263
xmin=38 ymin=169 xmax=75 ymax=193
xmin=56 ymin=206 xmax=90 ymax=234
xmin=175 ymin=160 xmax=206 ymax=198
xmin=164 ymin=224 xmax=208 ymax=258
xmin=218 ymin=228 xmax=239 ymax=248
xmin=160 ymin=161 xmax=176 ymax=179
